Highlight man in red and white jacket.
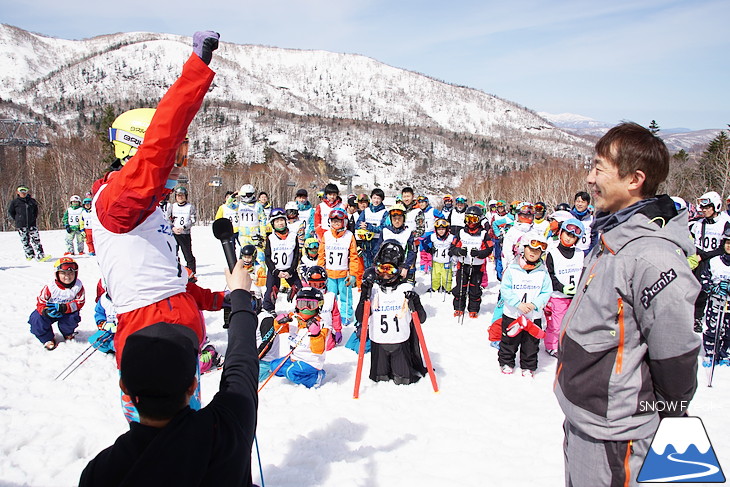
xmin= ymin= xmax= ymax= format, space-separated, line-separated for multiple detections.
xmin=91 ymin=32 xmax=219 ymax=367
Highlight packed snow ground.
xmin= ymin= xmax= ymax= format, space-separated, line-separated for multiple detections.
xmin=1 ymin=226 xmax=728 ymax=487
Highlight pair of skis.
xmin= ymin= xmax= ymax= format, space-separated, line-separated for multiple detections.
xmin=352 ymin=299 xmax=439 ymax=398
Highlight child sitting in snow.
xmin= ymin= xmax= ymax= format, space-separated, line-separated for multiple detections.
xmin=28 ymin=257 xmax=85 ymax=350
xmin=497 ymin=232 xmax=552 ymax=377
xmin=357 ymin=240 xmax=427 ymax=385
xmin=268 ymin=287 xmax=330 ymax=388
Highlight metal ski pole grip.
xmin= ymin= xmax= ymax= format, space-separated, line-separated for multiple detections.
xmin=212 ymin=218 xmax=237 ymax=272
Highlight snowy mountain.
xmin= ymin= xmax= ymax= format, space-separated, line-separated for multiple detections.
xmin=538 ymin=111 xmax=722 ymax=153
xmin=0 ymin=24 xmax=592 ymax=192
xmin=651 ymin=417 xmax=711 ymax=455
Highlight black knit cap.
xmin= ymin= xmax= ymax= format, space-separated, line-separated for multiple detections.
xmin=121 ymin=322 xmax=199 ymax=399
xmin=296 ymin=188 xmax=308 ymax=197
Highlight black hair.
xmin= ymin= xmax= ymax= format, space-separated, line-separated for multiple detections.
xmin=574 ymin=191 xmax=591 ymax=203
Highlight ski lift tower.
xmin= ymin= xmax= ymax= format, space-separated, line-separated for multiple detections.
xmin=0 ymin=120 xmax=51 ymax=181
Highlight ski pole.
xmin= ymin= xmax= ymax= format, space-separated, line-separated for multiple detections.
xmin=708 ymin=294 xmax=729 ymax=388
xmin=54 ymin=331 xmax=112 ymax=381
xmin=254 ymin=434 xmax=265 ymax=487
xmin=410 ymin=309 xmax=439 ymax=393
xmin=258 ymin=332 xmax=308 ymax=393
xmin=353 ymin=299 xmax=372 ymax=399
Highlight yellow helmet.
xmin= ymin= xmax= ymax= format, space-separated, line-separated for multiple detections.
xmin=109 ymin=108 xmax=156 ymax=161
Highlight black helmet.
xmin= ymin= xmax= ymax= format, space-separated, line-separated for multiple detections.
xmin=465 ymin=205 xmax=483 ymax=217
xmin=555 ymin=202 xmax=570 ymax=212
xmin=240 ymin=245 xmax=257 ymax=265
xmin=374 ymin=240 xmax=404 ymax=267
xmin=295 ymin=287 xmax=325 ymax=312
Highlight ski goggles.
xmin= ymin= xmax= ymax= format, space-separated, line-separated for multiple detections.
xmin=434 ymin=219 xmax=450 ymax=229
xmin=296 ymin=298 xmax=322 ymax=311
xmin=55 ymin=257 xmax=79 ymax=272
xmin=534 ymin=204 xmax=545 ymax=212
xmin=562 ymin=223 xmax=583 ymax=236
xmin=329 ymin=208 xmax=347 ymax=220
xmin=697 ymin=198 xmax=713 ymax=207
xmin=527 ymin=239 xmax=548 ymax=251
xmin=455 ymin=197 xmax=467 ymax=204
xmin=519 ymin=205 xmax=534 ymax=214
xmin=375 ymin=263 xmax=399 ymax=275
xmin=17 ymin=186 xmax=29 ymax=193
xmin=443 ymin=194 xmax=453 ymax=202
xmin=389 ymin=209 xmax=405 ymax=217
xmin=464 ymin=214 xmax=480 ymax=224
xmin=355 ymin=229 xmax=374 ymax=240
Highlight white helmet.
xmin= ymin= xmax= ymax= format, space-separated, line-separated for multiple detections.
xmin=239 ymin=184 xmax=256 ymax=204
xmin=70 ymin=195 xmax=82 ymax=203
xmin=670 ymin=196 xmax=687 ymax=211
xmin=521 ymin=230 xmax=548 ymax=253
xmin=549 ymin=210 xmax=573 ymax=223
xmin=697 ymin=191 xmax=722 ymax=212
xmin=284 ymin=201 xmax=298 ymax=211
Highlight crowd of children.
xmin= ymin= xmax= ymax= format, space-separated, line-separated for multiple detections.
xmin=26 ymin=164 xmax=730 ymax=382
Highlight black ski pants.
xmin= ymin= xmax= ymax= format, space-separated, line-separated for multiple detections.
xmin=174 ymin=233 xmax=196 ymax=273
xmin=498 ymin=313 xmax=541 ymax=370
xmin=452 ymin=263 xmax=482 ymax=312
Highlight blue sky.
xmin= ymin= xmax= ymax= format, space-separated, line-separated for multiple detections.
xmin=2 ymin=0 xmax=728 ymax=130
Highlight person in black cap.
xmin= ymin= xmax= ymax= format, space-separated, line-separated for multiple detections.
xmin=80 ymin=260 xmax=259 ymax=486
xmin=7 ymin=185 xmax=50 ymax=261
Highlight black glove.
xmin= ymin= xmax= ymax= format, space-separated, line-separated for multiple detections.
xmin=65 ymin=225 xmax=72 ymax=234
xmin=470 ymin=248 xmax=480 ymax=257
xmin=360 ymin=278 xmax=373 ymax=297
xmin=404 ymin=290 xmax=418 ymax=311
xmin=192 ymin=31 xmax=220 ymax=65
xmin=458 ymin=247 xmax=468 ymax=257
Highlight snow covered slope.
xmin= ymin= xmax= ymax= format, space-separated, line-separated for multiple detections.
xmin=0 ymin=24 xmax=591 ymax=191
xmin=0 ymin=227 xmax=728 ymax=486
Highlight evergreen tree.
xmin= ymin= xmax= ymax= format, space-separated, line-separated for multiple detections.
xmin=699 ymin=127 xmax=729 ymax=196
xmin=96 ymin=105 xmax=117 ymax=167
xmin=648 ymin=120 xmax=660 ymax=135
